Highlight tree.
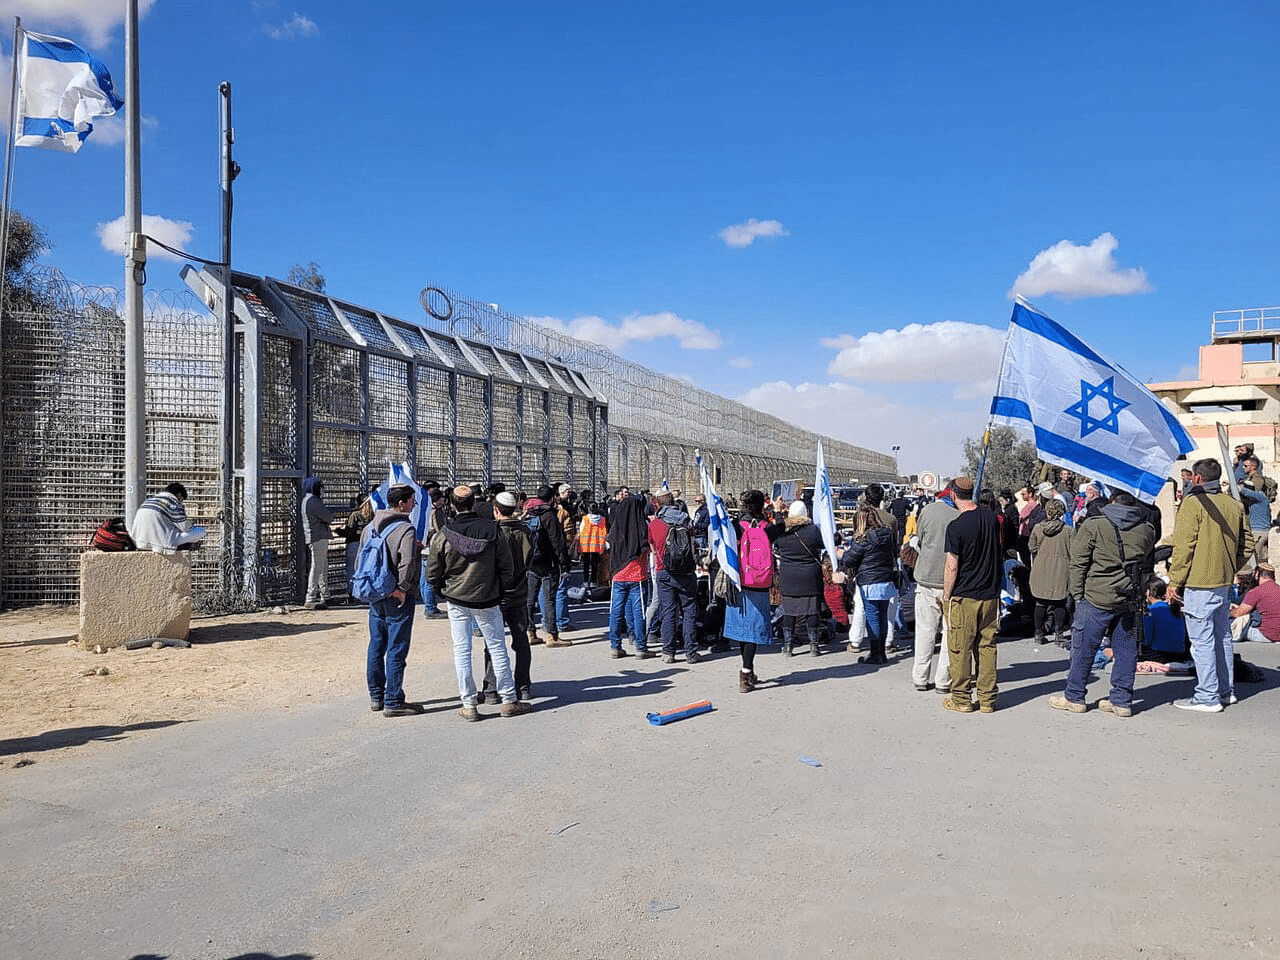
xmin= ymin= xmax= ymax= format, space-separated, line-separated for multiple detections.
xmin=3 ymin=211 xmax=51 ymax=308
xmin=286 ymin=261 xmax=326 ymax=292
xmin=961 ymin=425 xmax=1040 ymax=494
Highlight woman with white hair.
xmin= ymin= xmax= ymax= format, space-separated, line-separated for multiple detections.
xmin=772 ymin=499 xmax=828 ymax=657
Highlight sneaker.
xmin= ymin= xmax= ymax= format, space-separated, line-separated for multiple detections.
xmin=914 ymin=683 xmax=935 ymax=692
xmin=517 ymin=685 xmax=532 ymax=702
xmin=1098 ymin=699 xmax=1132 ymax=718
xmin=1173 ymin=698 xmax=1223 ymax=714
xmin=500 ymin=701 xmax=532 ymax=718
xmin=686 ymin=652 xmax=701 ymax=665
xmin=609 ymin=647 xmax=630 ymax=659
xmin=662 ymin=654 xmax=676 ymax=664
xmin=1049 ymin=694 xmax=1087 ymax=714
xmin=935 ymin=685 xmax=950 ymax=695
xmin=1221 ymin=694 xmax=1238 ymax=706
xmin=943 ymin=698 xmax=975 ymax=714
xmin=458 ymin=705 xmax=480 ymax=722
xmin=635 ymin=650 xmax=656 ymax=660
xmin=384 ymin=702 xmax=426 ymax=718
xmin=424 ymin=610 xmax=447 ymax=620
xmin=370 ymin=699 xmax=384 ymax=712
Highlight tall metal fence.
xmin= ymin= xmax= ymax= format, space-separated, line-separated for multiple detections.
xmin=0 ymin=267 xmax=897 ymax=611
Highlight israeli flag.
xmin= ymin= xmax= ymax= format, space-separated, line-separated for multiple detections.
xmin=813 ymin=442 xmax=839 ymax=563
xmin=990 ymin=302 xmax=1195 ymax=503
xmin=371 ymin=461 xmax=429 ymax=541
xmin=15 ymin=29 xmax=123 ymax=153
xmin=695 ymin=451 xmax=740 ymax=588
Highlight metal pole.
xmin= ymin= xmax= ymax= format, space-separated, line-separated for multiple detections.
xmin=0 ymin=18 xmax=22 ymax=609
xmin=123 ymin=0 xmax=147 ymax=519
xmin=219 ymin=81 xmax=236 ymax=599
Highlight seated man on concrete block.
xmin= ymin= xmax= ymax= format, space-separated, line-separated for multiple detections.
xmin=129 ymin=482 xmax=206 ymax=555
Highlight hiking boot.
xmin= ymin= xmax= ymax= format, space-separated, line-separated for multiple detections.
xmin=500 ymin=701 xmax=532 ymax=718
xmin=662 ymin=654 xmax=676 ymax=664
xmin=545 ymin=634 xmax=572 ymax=647
xmin=609 ymin=647 xmax=630 ymax=659
xmin=739 ymin=671 xmax=755 ymax=693
xmin=943 ymin=698 xmax=975 ymax=714
xmin=481 ymin=691 xmax=501 ymax=706
xmin=528 ymin=629 xmax=543 ymax=645
xmin=384 ymin=703 xmax=426 ymax=718
xmin=458 ymin=705 xmax=480 ymax=722
xmin=978 ymin=703 xmax=996 ymax=714
xmin=636 ymin=649 xmax=656 ymax=660
xmin=1172 ymin=698 xmax=1223 ymax=714
xmin=1049 ymin=694 xmax=1087 ymax=714
xmin=1098 ymin=698 xmax=1132 ymax=718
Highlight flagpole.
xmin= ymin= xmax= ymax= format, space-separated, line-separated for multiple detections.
xmin=123 ymin=0 xmax=147 ymax=520
xmin=974 ymin=317 xmax=1015 ymax=493
xmin=0 ymin=17 xmax=18 ymax=611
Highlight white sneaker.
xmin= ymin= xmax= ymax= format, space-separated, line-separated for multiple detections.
xmin=1221 ymin=694 xmax=1238 ymax=706
xmin=1173 ymin=698 xmax=1224 ymax=714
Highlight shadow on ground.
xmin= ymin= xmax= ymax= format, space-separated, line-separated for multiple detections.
xmin=129 ymin=953 xmax=313 ymax=960
xmin=191 ymin=620 xmax=357 ymax=644
xmin=0 ymin=720 xmax=189 ymax=758
xmin=0 ymin=633 xmax=78 ymax=649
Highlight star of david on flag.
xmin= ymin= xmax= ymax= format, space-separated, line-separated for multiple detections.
xmin=988 ymin=302 xmax=1194 ymax=503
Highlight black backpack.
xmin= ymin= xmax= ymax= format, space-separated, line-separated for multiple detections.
xmin=662 ymin=521 xmax=695 ymax=577
xmin=525 ymin=512 xmax=553 ymax=575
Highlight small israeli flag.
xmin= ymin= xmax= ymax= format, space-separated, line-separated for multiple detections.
xmin=989 ymin=302 xmax=1195 ymax=502
xmin=813 ymin=442 xmax=838 ymax=563
xmin=15 ymin=29 xmax=123 ymax=153
xmin=695 ymin=451 xmax=740 ymax=588
xmin=371 ymin=461 xmax=429 ymax=541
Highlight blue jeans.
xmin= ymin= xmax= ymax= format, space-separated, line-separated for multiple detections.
xmin=419 ymin=564 xmax=439 ymax=613
xmin=1064 ymin=598 xmax=1138 ymax=708
xmin=367 ymin=596 xmax=416 ymax=708
xmin=449 ymin=603 xmax=514 ymax=706
xmin=528 ymin=568 xmax=558 ymax=633
xmin=608 ymin=580 xmax=647 ymax=651
xmin=555 ymin=569 xmax=572 ymax=632
xmin=657 ymin=570 xmax=697 ymax=657
xmin=862 ymin=594 xmax=890 ymax=658
xmin=1183 ymin=586 xmax=1233 ymax=703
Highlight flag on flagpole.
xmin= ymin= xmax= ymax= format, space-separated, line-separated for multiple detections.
xmin=15 ymin=28 xmax=123 ymax=153
xmin=989 ymin=302 xmax=1195 ymax=503
xmin=813 ymin=442 xmax=839 ymax=563
xmin=695 ymin=450 xmax=740 ymax=588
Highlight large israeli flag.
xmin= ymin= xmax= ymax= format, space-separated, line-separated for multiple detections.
xmin=15 ymin=29 xmax=123 ymax=153
xmin=813 ymin=442 xmax=839 ymax=563
xmin=695 ymin=450 xmax=741 ymax=588
xmin=989 ymin=302 xmax=1194 ymax=503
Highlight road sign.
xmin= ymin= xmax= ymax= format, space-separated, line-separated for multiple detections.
xmin=918 ymin=471 xmax=937 ymax=491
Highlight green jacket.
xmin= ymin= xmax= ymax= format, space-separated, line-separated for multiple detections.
xmin=1168 ymin=489 xmax=1253 ymax=591
xmin=1067 ymin=504 xmax=1156 ymax=611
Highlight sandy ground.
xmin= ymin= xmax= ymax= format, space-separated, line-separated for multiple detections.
xmin=3 ymin=600 xmax=1280 ymax=960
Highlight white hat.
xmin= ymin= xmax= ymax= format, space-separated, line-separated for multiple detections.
xmin=1036 ymin=482 xmax=1056 ymax=497
xmin=788 ymin=500 xmax=808 ymax=519
xmin=495 ymin=491 xmax=517 ymax=508
xmin=557 ymin=483 xmax=572 ymax=495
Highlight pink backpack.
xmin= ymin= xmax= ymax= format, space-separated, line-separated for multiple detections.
xmin=739 ymin=520 xmax=775 ymax=589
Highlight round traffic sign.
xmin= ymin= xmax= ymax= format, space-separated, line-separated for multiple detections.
xmin=918 ymin=471 xmax=937 ymax=491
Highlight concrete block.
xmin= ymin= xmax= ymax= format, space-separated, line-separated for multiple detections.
xmin=79 ymin=551 xmax=192 ymax=648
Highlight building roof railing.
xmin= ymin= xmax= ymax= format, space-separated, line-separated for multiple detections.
xmin=1211 ymin=306 xmax=1280 ymax=342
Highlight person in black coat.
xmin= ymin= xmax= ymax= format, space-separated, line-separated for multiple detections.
xmin=774 ymin=500 xmax=828 ymax=657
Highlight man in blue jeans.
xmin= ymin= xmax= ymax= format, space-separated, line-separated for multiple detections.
xmin=363 ymin=484 xmax=425 ymax=718
xmin=1049 ymin=490 xmax=1155 ymax=719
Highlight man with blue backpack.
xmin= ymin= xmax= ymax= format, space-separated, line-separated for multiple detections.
xmin=354 ymin=484 xmax=425 ymax=718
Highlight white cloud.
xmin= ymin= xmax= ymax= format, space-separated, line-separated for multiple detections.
xmin=1009 ymin=232 xmax=1152 ymax=301
xmin=719 ymin=218 xmax=789 ymax=249
xmin=263 ymin=13 xmax=319 ymax=40
xmin=822 ymin=321 xmax=1005 ymax=383
xmin=728 ymin=356 xmax=755 ymax=369
xmin=737 ymin=379 xmax=986 ymax=476
xmin=87 ymin=113 xmax=158 ymax=147
xmin=0 ymin=0 xmax=157 ymax=47
xmin=531 ymin=311 xmax=723 ymax=352
xmin=96 ymin=214 xmax=195 ymax=263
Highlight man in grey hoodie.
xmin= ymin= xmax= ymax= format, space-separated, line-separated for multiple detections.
xmin=301 ymin=476 xmax=334 ymax=609
xmin=1050 ymin=491 xmax=1155 ymax=719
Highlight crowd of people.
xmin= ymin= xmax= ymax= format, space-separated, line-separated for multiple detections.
xmin=125 ymin=448 xmax=1273 ymax=721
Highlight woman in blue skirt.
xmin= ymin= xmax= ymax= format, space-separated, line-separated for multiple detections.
xmin=723 ymin=490 xmax=783 ymax=692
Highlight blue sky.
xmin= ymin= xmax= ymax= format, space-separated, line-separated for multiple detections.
xmin=5 ymin=1 xmax=1278 ymax=475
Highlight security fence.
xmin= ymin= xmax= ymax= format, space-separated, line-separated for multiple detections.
xmin=0 ymin=267 xmax=897 ymax=611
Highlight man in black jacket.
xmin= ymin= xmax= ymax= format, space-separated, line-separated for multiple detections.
xmin=481 ymin=491 xmax=536 ymax=704
xmin=426 ymin=485 xmax=529 ymax=721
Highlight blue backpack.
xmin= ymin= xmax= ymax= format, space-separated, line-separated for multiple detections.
xmin=350 ymin=517 xmax=409 ymax=602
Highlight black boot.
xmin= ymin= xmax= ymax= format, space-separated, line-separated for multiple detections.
xmin=808 ymin=627 xmax=822 ymax=657
xmin=782 ymin=627 xmax=795 ymax=657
